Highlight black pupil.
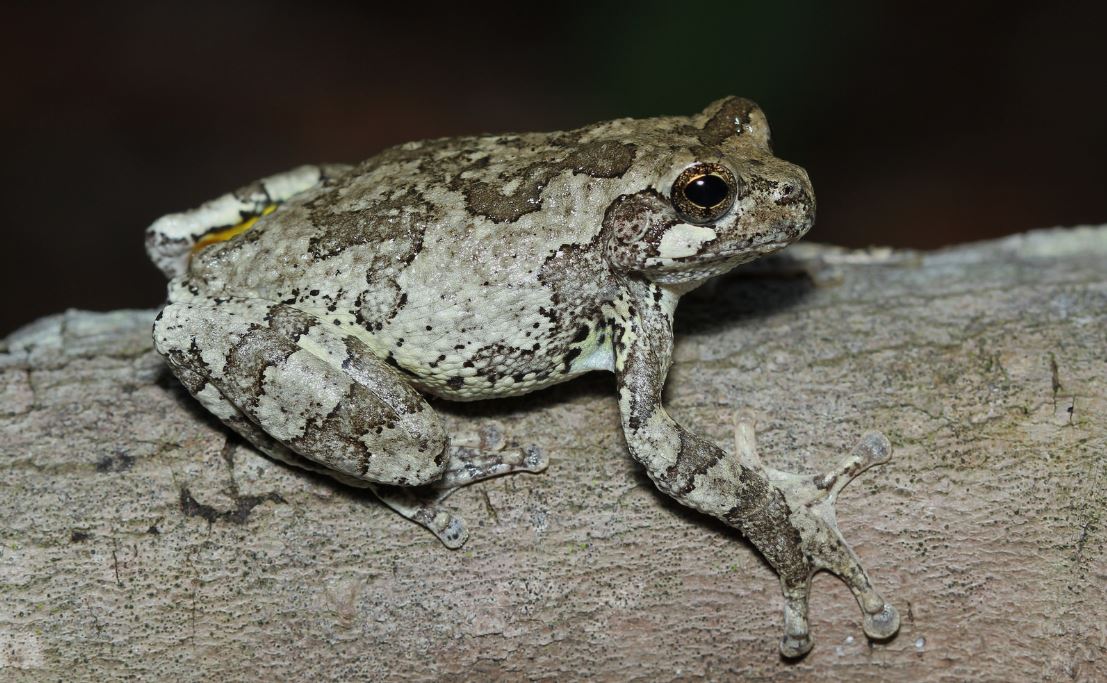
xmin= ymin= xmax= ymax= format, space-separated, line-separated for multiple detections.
xmin=683 ymin=174 xmax=729 ymax=208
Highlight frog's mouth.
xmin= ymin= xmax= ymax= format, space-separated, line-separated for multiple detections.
xmin=643 ymin=219 xmax=810 ymax=277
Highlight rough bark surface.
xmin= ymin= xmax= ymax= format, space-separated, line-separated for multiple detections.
xmin=1 ymin=227 xmax=1105 ymax=682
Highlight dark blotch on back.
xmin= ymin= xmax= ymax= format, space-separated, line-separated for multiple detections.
xmin=263 ymin=305 xmax=317 ymax=342
xmin=566 ymin=141 xmax=637 ymax=179
xmin=455 ymin=172 xmax=550 ymax=224
xmin=452 ymin=137 xmax=637 ymax=224
xmin=306 ymin=187 xmax=428 ymax=261
xmin=698 ymin=97 xmax=756 ymax=147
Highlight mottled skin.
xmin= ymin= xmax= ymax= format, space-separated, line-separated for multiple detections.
xmin=147 ymin=97 xmax=899 ymax=656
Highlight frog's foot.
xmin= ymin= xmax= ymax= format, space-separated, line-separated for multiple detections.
xmin=367 ymin=483 xmax=469 ymax=549
xmin=436 ymin=421 xmax=548 ymax=492
xmin=367 ymin=423 xmax=548 ymax=549
xmin=440 ymin=443 xmax=547 ymax=491
xmin=364 ymin=442 xmax=546 ymax=549
xmin=733 ymin=422 xmax=900 ymax=658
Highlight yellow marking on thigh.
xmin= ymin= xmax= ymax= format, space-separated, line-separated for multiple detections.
xmin=192 ymin=204 xmax=278 ymax=253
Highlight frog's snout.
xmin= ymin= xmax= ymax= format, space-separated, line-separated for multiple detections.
xmin=770 ymin=165 xmax=816 ymax=233
xmin=773 ymin=164 xmax=813 ymax=204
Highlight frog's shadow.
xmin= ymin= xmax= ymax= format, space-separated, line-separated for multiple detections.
xmin=674 ymin=265 xmax=815 ymax=338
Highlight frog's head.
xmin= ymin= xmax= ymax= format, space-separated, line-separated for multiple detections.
xmin=603 ymin=97 xmax=815 ymax=287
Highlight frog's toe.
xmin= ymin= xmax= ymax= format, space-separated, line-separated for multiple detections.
xmin=780 ymin=633 xmax=814 ymax=659
xmin=779 ymin=583 xmax=814 ymax=658
xmin=434 ymin=513 xmax=469 ymax=550
xmin=796 ymin=490 xmax=900 ymax=646
xmin=412 ymin=503 xmax=469 ymax=548
xmin=522 ymin=444 xmax=548 ymax=473
xmin=810 ymin=433 xmax=900 ymax=641
xmin=441 ymin=443 xmax=549 ymax=489
xmin=763 ymin=429 xmax=900 ymax=649
xmin=367 ymin=483 xmax=470 ymax=549
xmin=414 ymin=504 xmax=469 ymax=549
xmin=862 ymin=602 xmax=901 ymax=640
xmin=813 ymin=431 xmax=892 ymax=500
xmin=776 ymin=525 xmax=899 ymax=655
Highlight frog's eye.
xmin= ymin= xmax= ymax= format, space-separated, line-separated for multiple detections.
xmin=671 ymin=163 xmax=738 ymax=224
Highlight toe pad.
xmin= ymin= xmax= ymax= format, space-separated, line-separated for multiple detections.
xmin=862 ymin=603 xmax=901 ymax=640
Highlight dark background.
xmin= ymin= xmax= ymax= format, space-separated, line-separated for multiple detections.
xmin=4 ymin=1 xmax=1106 ymax=335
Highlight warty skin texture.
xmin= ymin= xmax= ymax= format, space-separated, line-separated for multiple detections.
xmin=146 ymin=96 xmax=898 ymax=656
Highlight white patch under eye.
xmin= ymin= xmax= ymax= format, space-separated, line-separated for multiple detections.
xmin=657 ymin=224 xmax=717 ymax=259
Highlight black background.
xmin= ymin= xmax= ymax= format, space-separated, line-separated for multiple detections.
xmin=4 ymin=1 xmax=1106 ymax=335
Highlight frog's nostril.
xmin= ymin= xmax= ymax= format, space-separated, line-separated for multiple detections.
xmin=775 ymin=182 xmax=801 ymax=205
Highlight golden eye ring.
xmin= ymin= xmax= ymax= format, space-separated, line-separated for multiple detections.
xmin=670 ymin=163 xmax=737 ymax=224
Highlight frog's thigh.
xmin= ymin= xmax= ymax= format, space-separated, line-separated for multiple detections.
xmin=159 ymin=352 xmax=358 ymax=481
xmin=145 ymin=164 xmax=351 ymax=279
xmin=154 ymin=298 xmax=448 ymax=486
xmin=162 ymin=349 xmax=471 ymax=546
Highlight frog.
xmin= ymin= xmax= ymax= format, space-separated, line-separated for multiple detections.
xmin=146 ymin=96 xmax=899 ymax=657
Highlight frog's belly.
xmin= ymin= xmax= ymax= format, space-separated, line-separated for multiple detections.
xmin=410 ymin=336 xmax=612 ymax=401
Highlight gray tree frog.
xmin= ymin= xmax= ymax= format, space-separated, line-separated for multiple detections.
xmin=146 ymin=97 xmax=899 ymax=656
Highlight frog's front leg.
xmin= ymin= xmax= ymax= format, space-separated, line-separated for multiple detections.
xmin=154 ymin=292 xmax=542 ymax=547
xmin=613 ymin=284 xmax=899 ymax=657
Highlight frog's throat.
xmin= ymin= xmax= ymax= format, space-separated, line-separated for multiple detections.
xmin=191 ymin=203 xmax=278 ymax=254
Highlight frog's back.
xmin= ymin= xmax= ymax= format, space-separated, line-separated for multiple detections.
xmin=184 ymin=126 xmax=650 ymax=397
xmin=193 ymin=128 xmax=632 ymax=307
xmin=162 ymin=97 xmax=804 ymax=399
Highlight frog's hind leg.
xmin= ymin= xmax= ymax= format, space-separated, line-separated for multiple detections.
xmin=155 ymin=297 xmax=451 ymax=485
xmin=145 ymin=163 xmax=351 ymax=279
xmin=166 ymin=359 xmax=473 ymax=548
xmin=154 ymin=296 xmax=544 ymax=548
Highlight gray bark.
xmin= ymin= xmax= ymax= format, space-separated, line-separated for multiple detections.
xmin=1 ymin=227 xmax=1105 ymax=681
